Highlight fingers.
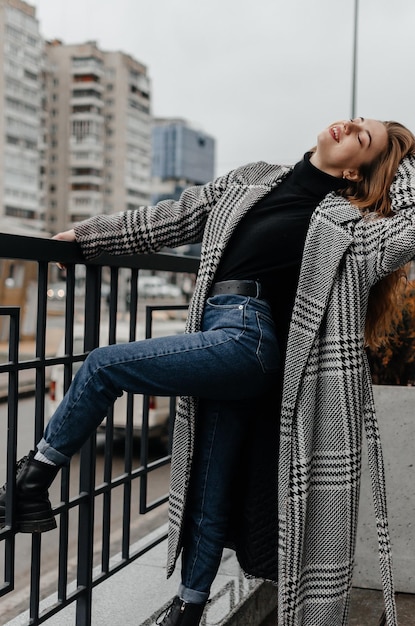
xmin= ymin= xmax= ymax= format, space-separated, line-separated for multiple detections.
xmin=52 ymin=229 xmax=76 ymax=242
xmin=52 ymin=229 xmax=76 ymax=269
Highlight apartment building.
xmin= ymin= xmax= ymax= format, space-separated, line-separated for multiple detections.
xmin=43 ymin=40 xmax=152 ymax=234
xmin=151 ymin=118 xmax=215 ymax=205
xmin=0 ymin=0 xmax=43 ymax=233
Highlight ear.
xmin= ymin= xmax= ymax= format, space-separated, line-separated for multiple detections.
xmin=342 ymin=168 xmax=362 ymax=182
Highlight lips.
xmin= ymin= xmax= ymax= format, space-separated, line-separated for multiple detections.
xmin=330 ymin=126 xmax=340 ymax=142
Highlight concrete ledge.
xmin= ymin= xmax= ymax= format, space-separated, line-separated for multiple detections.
xmin=219 ymin=580 xmax=277 ymax=626
xmin=354 ymin=385 xmax=415 ymax=593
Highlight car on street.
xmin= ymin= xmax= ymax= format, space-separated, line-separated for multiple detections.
xmin=47 ymin=282 xmax=67 ymax=300
xmin=125 ymin=275 xmax=182 ymax=306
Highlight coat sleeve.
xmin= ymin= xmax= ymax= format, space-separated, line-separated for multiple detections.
xmin=358 ymin=208 xmax=415 ymax=283
xmin=359 ymin=153 xmax=415 ymax=282
xmin=72 ymin=167 xmax=239 ymax=259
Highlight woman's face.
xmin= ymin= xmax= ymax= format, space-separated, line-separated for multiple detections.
xmin=310 ymin=117 xmax=388 ymax=180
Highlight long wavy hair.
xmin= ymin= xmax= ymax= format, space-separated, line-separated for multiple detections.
xmin=340 ymin=121 xmax=415 ymax=348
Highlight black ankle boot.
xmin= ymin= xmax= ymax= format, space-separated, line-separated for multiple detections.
xmin=156 ymin=596 xmax=206 ymax=626
xmin=0 ymin=450 xmax=60 ymax=533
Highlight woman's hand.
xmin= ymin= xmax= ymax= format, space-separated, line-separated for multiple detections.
xmin=52 ymin=229 xmax=76 ymax=269
xmin=52 ymin=229 xmax=76 ymax=242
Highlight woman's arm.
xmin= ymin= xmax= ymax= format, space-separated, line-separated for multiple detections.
xmin=362 ymin=154 xmax=415 ymax=282
xmin=71 ymin=167 xmax=241 ymax=260
xmin=365 ymin=209 xmax=415 ymax=281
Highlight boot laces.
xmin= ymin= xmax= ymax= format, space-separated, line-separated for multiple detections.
xmin=155 ymin=596 xmax=183 ymax=624
xmin=155 ymin=596 xmax=209 ymax=624
xmin=16 ymin=455 xmax=29 ymax=475
xmin=0 ymin=455 xmax=29 ymax=493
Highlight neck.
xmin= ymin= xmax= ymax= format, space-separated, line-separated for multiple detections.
xmin=309 ymin=152 xmax=342 ymax=178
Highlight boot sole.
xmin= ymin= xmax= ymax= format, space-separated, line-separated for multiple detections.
xmin=18 ymin=517 xmax=57 ymax=533
xmin=0 ymin=516 xmax=57 ymax=533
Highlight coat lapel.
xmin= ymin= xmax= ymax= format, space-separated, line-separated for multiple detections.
xmin=282 ymin=195 xmax=361 ymax=403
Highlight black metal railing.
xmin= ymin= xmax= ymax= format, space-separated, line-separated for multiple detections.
xmin=0 ymin=233 xmax=199 ymax=625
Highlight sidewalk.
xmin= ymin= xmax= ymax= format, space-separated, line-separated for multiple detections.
xmin=4 ymin=525 xmax=277 ymax=626
xmin=6 ymin=522 xmax=415 ymax=626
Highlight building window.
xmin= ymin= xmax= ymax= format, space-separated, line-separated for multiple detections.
xmin=71 ymin=168 xmax=101 ymax=176
xmin=72 ymin=105 xmax=95 ymax=113
xmin=73 ymin=74 xmax=100 ymax=83
xmin=72 ymin=89 xmax=101 ymax=99
xmin=6 ymin=135 xmax=19 ymax=145
xmin=5 ymin=206 xmax=34 ymax=219
xmin=71 ymin=183 xmax=100 ymax=191
xmin=72 ymin=56 xmax=103 ymax=69
xmin=24 ymin=69 xmax=38 ymax=81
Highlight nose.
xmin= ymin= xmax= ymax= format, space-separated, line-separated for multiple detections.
xmin=344 ymin=120 xmax=361 ymax=134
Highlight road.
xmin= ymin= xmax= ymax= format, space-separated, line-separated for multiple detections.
xmin=0 ymin=395 xmax=171 ymax=624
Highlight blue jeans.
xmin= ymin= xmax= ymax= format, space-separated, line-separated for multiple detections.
xmin=38 ymin=294 xmax=280 ymax=601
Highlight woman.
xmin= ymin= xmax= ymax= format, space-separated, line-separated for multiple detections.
xmin=1 ymin=118 xmax=415 ymax=626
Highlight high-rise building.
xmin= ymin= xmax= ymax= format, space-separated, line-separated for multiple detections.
xmin=43 ymin=40 xmax=152 ymax=234
xmin=151 ymin=118 xmax=215 ymax=205
xmin=0 ymin=0 xmax=43 ymax=233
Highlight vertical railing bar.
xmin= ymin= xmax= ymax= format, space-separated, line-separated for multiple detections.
xmin=3 ymin=307 xmax=20 ymax=593
xmin=75 ymin=265 xmax=101 ymax=625
xmin=121 ymin=394 xmax=133 ymax=560
xmin=34 ymin=262 xmax=48 ymax=442
xmin=57 ymin=464 xmax=70 ymax=604
xmin=101 ymin=402 xmax=114 ymax=573
xmin=29 ymin=535 xmax=42 ymax=622
xmin=128 ymin=268 xmax=139 ymax=342
xmin=138 ymin=306 xmax=153 ymax=515
xmin=26 ymin=262 xmax=49 ymax=623
xmin=108 ymin=267 xmax=119 ymax=344
xmin=121 ymin=268 xmax=139 ymax=559
xmin=101 ymin=267 xmax=119 ymax=572
xmin=58 ymin=263 xmax=77 ymax=602
xmin=64 ymin=264 xmax=76 ymax=352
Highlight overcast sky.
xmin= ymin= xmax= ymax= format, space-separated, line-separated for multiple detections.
xmin=31 ymin=0 xmax=415 ymax=176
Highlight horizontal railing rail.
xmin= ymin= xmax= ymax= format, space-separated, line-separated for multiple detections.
xmin=0 ymin=232 xmax=200 ymax=625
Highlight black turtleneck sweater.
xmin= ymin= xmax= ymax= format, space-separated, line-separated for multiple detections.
xmin=215 ymin=153 xmax=348 ymax=352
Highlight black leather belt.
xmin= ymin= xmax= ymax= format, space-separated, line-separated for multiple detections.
xmin=209 ymin=279 xmax=264 ymax=298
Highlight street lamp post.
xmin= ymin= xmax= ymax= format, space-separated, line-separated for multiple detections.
xmin=351 ymin=0 xmax=359 ymax=119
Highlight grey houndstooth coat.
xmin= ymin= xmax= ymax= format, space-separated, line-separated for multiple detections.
xmin=74 ymin=154 xmax=415 ymax=626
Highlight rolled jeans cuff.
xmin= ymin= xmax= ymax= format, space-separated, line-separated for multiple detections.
xmin=178 ymin=583 xmax=209 ymax=605
xmin=37 ymin=437 xmax=71 ymax=466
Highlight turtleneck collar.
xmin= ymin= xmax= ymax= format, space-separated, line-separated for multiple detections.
xmin=289 ymin=152 xmax=349 ymax=198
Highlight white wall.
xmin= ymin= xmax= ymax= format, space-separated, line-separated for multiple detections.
xmin=354 ymin=385 xmax=415 ymax=592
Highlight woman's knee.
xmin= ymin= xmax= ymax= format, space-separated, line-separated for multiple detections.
xmin=84 ymin=344 xmax=117 ymax=371
xmin=81 ymin=346 xmax=120 ymax=394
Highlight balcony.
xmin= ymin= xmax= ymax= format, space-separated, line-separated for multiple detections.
xmin=0 ymin=232 xmax=414 ymax=625
xmin=69 ymin=95 xmax=103 ymax=111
